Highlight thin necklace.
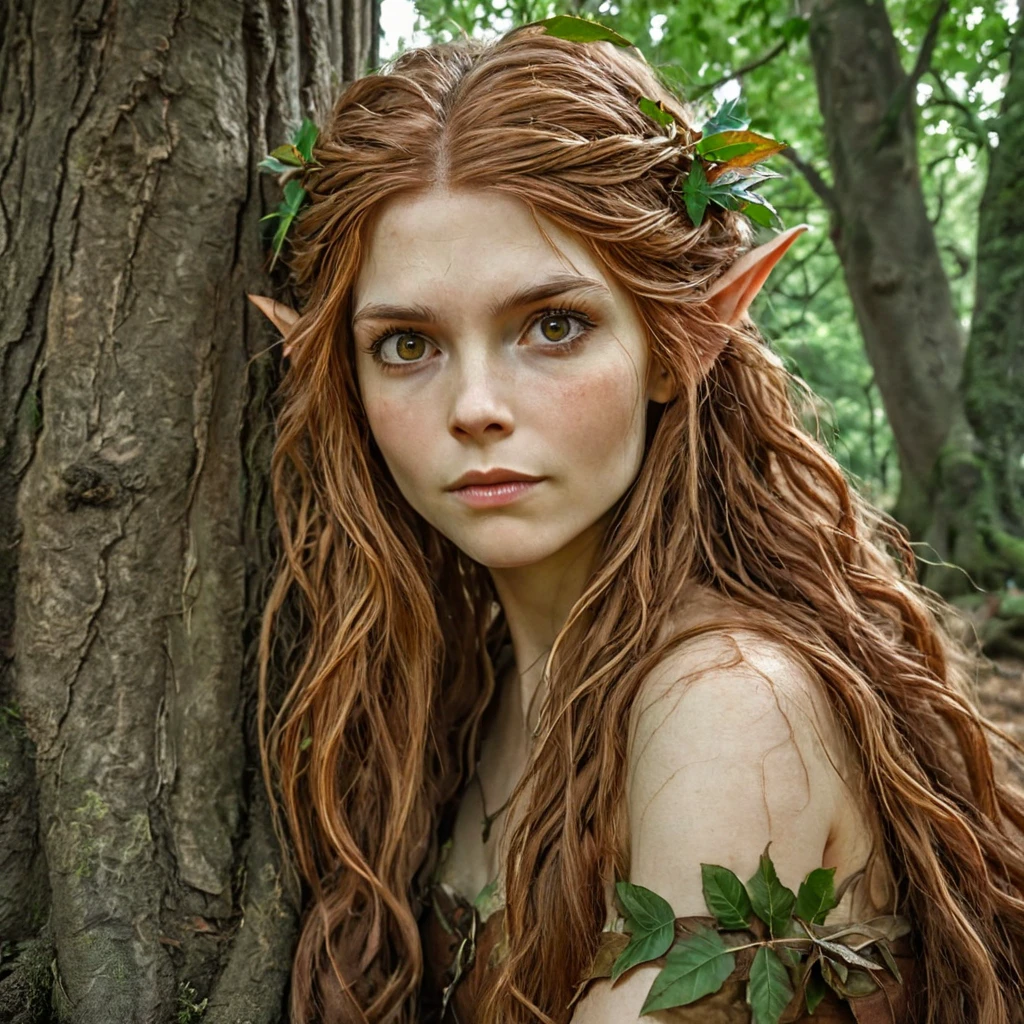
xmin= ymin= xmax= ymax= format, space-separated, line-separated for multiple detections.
xmin=475 ymin=644 xmax=551 ymax=843
xmin=476 ymin=773 xmax=511 ymax=844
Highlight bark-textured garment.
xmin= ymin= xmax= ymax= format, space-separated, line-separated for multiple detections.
xmin=418 ymin=883 xmax=920 ymax=1024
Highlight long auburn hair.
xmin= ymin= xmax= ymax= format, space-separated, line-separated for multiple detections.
xmin=257 ymin=25 xmax=1024 ymax=1024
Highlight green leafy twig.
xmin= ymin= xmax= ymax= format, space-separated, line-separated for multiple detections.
xmin=664 ymin=93 xmax=787 ymax=228
xmin=259 ymin=117 xmax=319 ymax=270
xmin=612 ymin=845 xmax=905 ymax=1024
xmin=176 ymin=980 xmax=208 ymax=1024
xmin=689 ymin=36 xmax=793 ymax=101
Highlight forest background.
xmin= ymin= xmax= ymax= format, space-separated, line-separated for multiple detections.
xmin=0 ymin=0 xmax=1021 ymax=1021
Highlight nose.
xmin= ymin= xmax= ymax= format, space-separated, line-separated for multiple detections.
xmin=447 ymin=346 xmax=514 ymax=443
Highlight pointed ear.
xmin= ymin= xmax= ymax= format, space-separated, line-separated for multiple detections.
xmin=247 ymin=293 xmax=300 ymax=356
xmin=704 ymin=224 xmax=810 ymax=327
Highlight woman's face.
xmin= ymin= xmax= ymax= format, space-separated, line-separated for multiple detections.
xmin=351 ymin=189 xmax=671 ymax=570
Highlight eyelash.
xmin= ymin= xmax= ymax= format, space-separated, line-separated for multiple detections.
xmin=364 ymin=307 xmax=597 ymax=373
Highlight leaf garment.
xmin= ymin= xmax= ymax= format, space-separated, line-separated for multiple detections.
xmin=417 ymin=883 xmax=920 ymax=1024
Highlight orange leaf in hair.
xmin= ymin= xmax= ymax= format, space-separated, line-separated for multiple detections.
xmin=698 ymin=130 xmax=788 ymax=182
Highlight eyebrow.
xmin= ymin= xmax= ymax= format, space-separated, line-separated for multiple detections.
xmin=351 ymin=274 xmax=610 ymax=327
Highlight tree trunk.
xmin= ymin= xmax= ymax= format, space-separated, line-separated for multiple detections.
xmin=0 ymin=1 xmax=376 ymax=1021
xmin=802 ymin=0 xmax=1024 ymax=610
xmin=937 ymin=15 xmax=1024 ymax=597
xmin=802 ymin=0 xmax=966 ymax=542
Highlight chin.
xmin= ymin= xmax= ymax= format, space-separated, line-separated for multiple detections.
xmin=451 ymin=527 xmax=570 ymax=570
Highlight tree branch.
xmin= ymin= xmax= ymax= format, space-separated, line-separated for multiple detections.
xmin=774 ymin=228 xmax=831 ymax=276
xmin=776 ymin=261 xmax=842 ymax=306
xmin=906 ymin=0 xmax=949 ymax=95
xmin=780 ymin=146 xmax=838 ymax=214
xmin=874 ymin=0 xmax=950 ymax=149
xmin=926 ymin=70 xmax=994 ymax=154
xmin=690 ymin=38 xmax=789 ymax=99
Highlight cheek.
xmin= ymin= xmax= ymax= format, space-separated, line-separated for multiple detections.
xmin=364 ymin=394 xmax=436 ymax=485
xmin=542 ymin=362 xmax=645 ymax=472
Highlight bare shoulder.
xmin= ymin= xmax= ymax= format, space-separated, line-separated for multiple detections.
xmin=632 ymin=628 xmax=839 ymax=732
xmin=625 ymin=628 xmax=850 ymax=917
xmin=572 ymin=633 xmax=877 ymax=1024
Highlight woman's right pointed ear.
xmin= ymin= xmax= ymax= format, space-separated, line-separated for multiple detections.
xmin=247 ymin=294 xmax=300 ymax=355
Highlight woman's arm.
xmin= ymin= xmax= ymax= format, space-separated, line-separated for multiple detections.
xmin=571 ymin=632 xmax=849 ymax=1023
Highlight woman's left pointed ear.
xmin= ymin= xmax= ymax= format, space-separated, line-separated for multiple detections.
xmin=705 ymin=224 xmax=810 ymax=326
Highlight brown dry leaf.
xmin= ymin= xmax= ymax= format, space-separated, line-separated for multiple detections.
xmin=567 ymin=932 xmax=631 ymax=1010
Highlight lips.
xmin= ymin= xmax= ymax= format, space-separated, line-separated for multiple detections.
xmin=447 ymin=468 xmax=545 ymax=490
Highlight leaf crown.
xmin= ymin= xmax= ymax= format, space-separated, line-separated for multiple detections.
xmin=257 ymin=15 xmax=788 ymax=267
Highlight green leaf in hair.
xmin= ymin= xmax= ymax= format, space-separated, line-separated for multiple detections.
xmin=638 ymin=95 xmax=676 ymax=128
xmin=536 ymin=15 xmax=636 ymax=49
xmin=293 ymin=117 xmax=318 ymax=162
xmin=697 ymin=129 xmax=787 ymax=169
xmin=258 ymin=118 xmax=320 ymax=268
xmin=701 ymin=94 xmax=751 ymax=137
xmin=261 ymin=178 xmax=310 ymax=269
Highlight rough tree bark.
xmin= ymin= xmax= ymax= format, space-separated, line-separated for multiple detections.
xmin=0 ymin=1 xmax=376 ymax=1021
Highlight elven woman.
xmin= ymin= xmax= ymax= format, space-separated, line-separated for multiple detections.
xmin=251 ymin=22 xmax=1024 ymax=1024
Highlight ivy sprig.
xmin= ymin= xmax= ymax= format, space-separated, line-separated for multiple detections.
xmin=259 ymin=117 xmax=319 ymax=269
xmin=612 ymin=845 xmax=904 ymax=1024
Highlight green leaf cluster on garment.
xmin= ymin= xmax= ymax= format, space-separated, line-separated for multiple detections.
xmin=612 ymin=844 xmax=901 ymax=1024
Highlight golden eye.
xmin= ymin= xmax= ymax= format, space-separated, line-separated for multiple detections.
xmin=539 ymin=315 xmax=571 ymax=342
xmin=394 ymin=333 xmax=426 ymax=361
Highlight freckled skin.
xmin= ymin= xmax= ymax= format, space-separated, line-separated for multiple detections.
xmin=352 ymin=188 xmax=670 ymax=573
